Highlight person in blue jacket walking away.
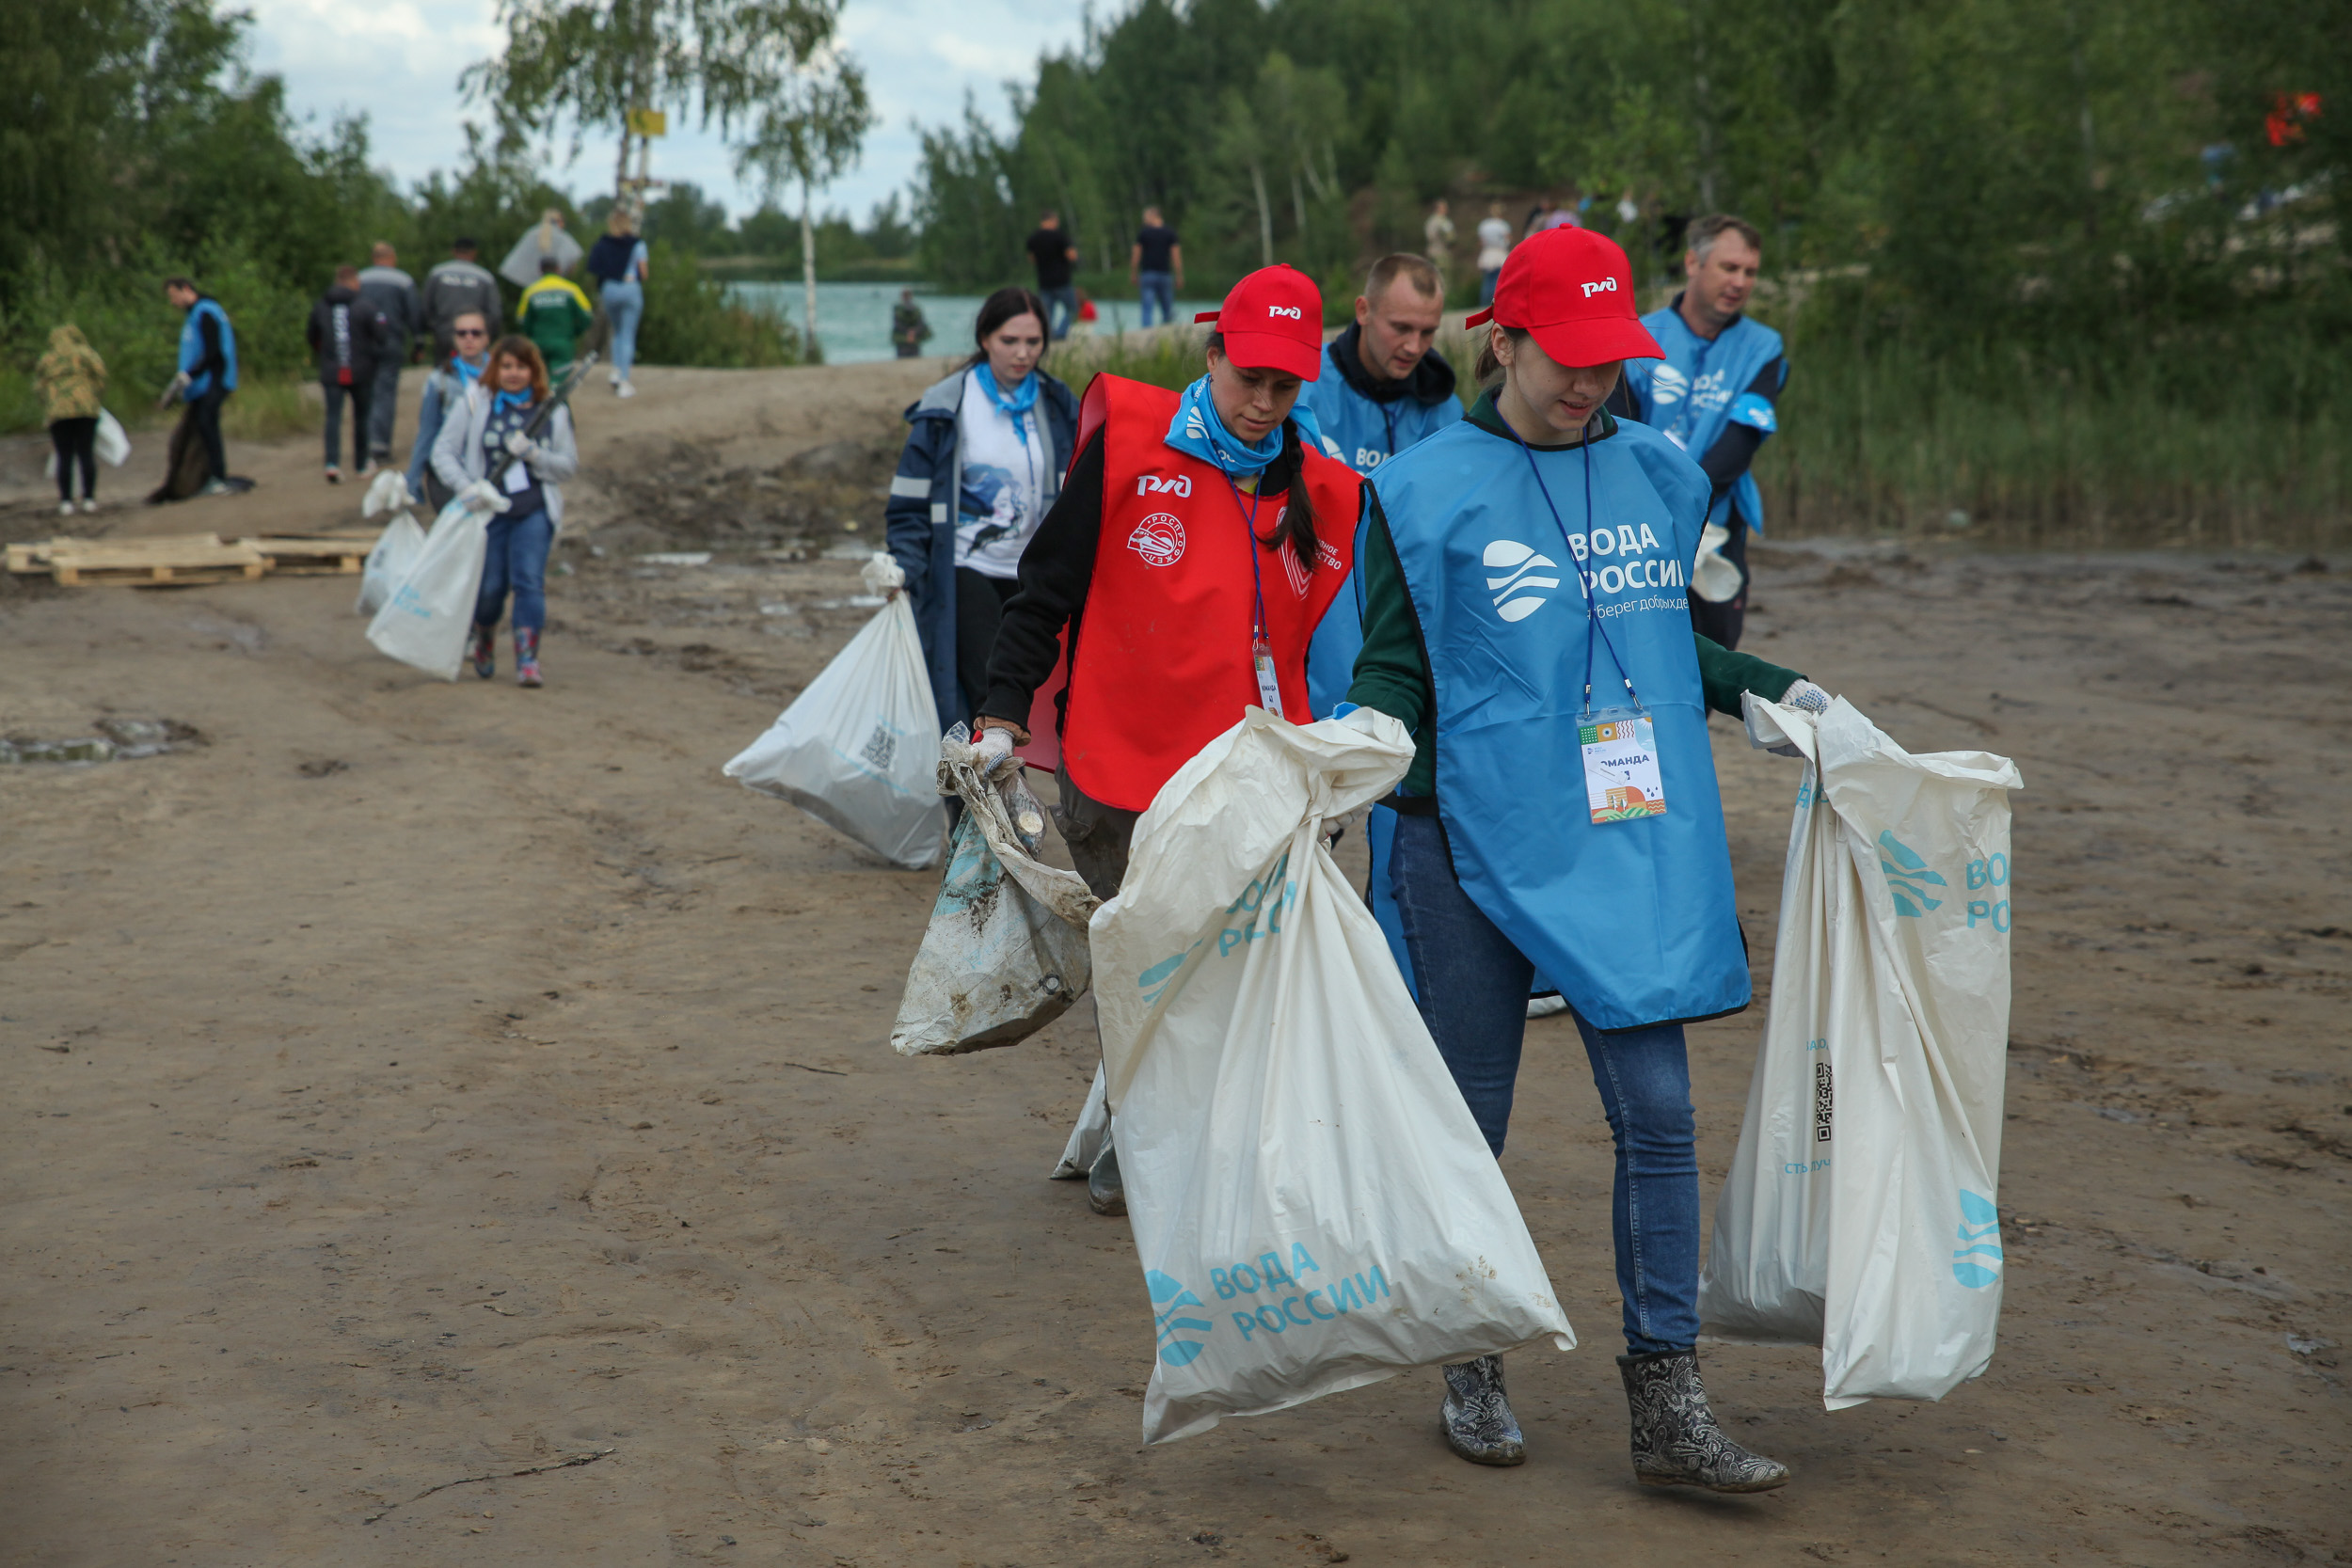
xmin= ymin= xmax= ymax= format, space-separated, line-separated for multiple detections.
xmin=161 ymin=277 xmax=237 ymax=497
xmin=1343 ymin=225 xmax=1833 ymax=1491
xmin=883 ymin=287 xmax=1080 ymax=740
xmin=1612 ymin=214 xmax=1785 ymax=649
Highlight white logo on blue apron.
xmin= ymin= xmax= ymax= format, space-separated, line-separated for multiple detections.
xmin=1482 ymin=539 xmax=1562 ymax=623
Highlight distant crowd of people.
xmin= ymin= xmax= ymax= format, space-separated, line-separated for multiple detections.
xmin=32 ymin=204 xmax=651 ymax=513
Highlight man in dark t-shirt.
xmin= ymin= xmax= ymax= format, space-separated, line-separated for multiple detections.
xmin=1128 ymin=207 xmax=1184 ymax=328
xmin=1025 ymin=212 xmax=1080 ymax=340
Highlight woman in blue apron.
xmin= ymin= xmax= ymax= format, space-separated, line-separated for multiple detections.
xmin=1343 ymin=227 xmax=1830 ymax=1490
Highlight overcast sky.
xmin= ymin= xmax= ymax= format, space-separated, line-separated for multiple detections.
xmin=241 ymin=0 xmax=1088 ymax=223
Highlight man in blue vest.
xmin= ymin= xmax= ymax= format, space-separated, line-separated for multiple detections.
xmin=1613 ymin=214 xmax=1784 ymax=649
xmin=1301 ymin=253 xmax=1467 ymax=1011
xmin=161 ymin=277 xmax=238 ymax=497
xmin=1302 ymin=253 xmax=1461 ymax=479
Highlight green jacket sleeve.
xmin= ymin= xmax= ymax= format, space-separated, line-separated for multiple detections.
xmin=1694 ymin=635 xmax=1804 ymax=717
xmin=1343 ymin=493 xmax=1438 ymax=797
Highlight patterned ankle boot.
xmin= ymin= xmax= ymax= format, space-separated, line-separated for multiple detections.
xmin=1618 ymin=1350 xmax=1789 ymax=1492
xmin=1439 ymin=1354 xmax=1525 ymax=1465
xmin=515 ymin=626 xmax=542 ymax=688
xmin=469 ymin=624 xmax=497 ymax=680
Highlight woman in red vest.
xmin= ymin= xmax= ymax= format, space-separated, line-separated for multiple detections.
xmin=975 ymin=264 xmax=1362 ymax=1214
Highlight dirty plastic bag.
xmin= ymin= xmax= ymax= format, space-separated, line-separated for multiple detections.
xmin=364 ymin=498 xmax=488 ymax=679
xmin=890 ymin=727 xmax=1097 ymax=1054
xmin=1093 ymin=707 xmax=1574 ymax=1445
xmin=723 ymin=556 xmax=943 ymax=868
xmin=1698 ymin=696 xmax=2023 ymax=1408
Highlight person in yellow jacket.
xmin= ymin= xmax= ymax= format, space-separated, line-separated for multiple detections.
xmin=518 ymin=258 xmax=595 ymax=378
xmin=36 ymin=325 xmax=108 ymax=515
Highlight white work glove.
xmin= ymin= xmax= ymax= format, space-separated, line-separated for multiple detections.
xmin=504 ymin=429 xmax=541 ymax=462
xmin=860 ymin=549 xmax=907 ymax=600
xmin=974 ymin=725 xmax=1017 ymax=777
xmin=1781 ymin=679 xmax=1832 ymax=713
xmin=459 ymin=478 xmax=512 ymax=515
xmin=1763 ymin=680 xmax=1833 ymax=757
xmin=361 ymin=467 xmax=410 ymax=519
xmin=156 ymin=371 xmax=191 ymax=410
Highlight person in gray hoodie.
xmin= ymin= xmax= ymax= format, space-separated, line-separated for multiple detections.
xmin=357 ymin=242 xmax=421 ymax=467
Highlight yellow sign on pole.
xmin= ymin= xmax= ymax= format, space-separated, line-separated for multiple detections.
xmin=626 ymin=107 xmax=667 ymax=137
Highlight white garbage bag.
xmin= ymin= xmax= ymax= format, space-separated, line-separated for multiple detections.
xmin=1051 ymin=1062 xmax=1112 ymax=1180
xmin=890 ymin=728 xmax=1097 ymax=1055
xmin=364 ymin=499 xmax=489 ymax=679
xmin=723 ymin=560 xmax=943 ymax=868
xmin=356 ymin=510 xmax=427 ymax=615
xmin=1093 ymin=707 xmax=1574 ymax=1445
xmin=95 ymin=409 xmax=131 ymax=467
xmin=1699 ymin=696 xmax=2023 ymax=1408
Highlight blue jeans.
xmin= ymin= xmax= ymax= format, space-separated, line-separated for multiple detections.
xmin=1136 ymin=271 xmax=1175 ymax=327
xmin=1040 ymin=284 xmax=1078 ymax=341
xmin=474 ymin=507 xmax=553 ymax=632
xmin=1389 ymin=811 xmax=1702 ymax=1355
xmin=601 ymin=278 xmax=644 ymax=378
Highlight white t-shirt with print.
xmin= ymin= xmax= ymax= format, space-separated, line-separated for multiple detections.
xmin=953 ymin=367 xmax=1046 ymax=579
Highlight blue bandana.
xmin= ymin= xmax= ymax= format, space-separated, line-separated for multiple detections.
xmin=1165 ymin=375 xmax=1337 ymax=476
xmin=453 ymin=355 xmax=485 ymax=386
xmin=974 ymin=364 xmax=1040 ymax=444
xmin=492 ymin=388 xmax=533 ymax=416
xmin=1166 ymin=374 xmax=1285 ymax=476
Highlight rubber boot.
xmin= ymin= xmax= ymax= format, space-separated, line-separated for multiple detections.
xmin=1617 ymin=1350 xmax=1789 ymax=1492
xmin=1439 ymin=1354 xmax=1526 ymax=1465
xmin=1087 ymin=1132 xmax=1125 ymax=1216
xmin=469 ymin=624 xmax=497 ymax=680
xmin=515 ymin=626 xmax=543 ymax=688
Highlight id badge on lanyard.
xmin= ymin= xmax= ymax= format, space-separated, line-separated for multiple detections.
xmin=1252 ymin=638 xmax=1284 ymax=712
xmin=1581 ymin=705 xmax=1666 ymax=822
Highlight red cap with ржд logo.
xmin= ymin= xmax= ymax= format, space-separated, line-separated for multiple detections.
xmin=1466 ymin=226 xmax=1662 ymax=369
xmin=1194 ymin=264 xmax=1323 ymax=379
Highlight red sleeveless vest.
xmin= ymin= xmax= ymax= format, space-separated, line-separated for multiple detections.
xmin=1060 ymin=375 xmax=1361 ymax=811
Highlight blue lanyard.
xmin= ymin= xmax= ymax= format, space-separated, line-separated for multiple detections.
xmin=1206 ymin=433 xmax=1274 ymax=644
xmin=1506 ymin=420 xmax=1643 ymax=719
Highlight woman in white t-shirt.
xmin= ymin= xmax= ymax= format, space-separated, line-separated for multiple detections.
xmin=1475 ymin=200 xmax=1515 ymax=307
xmin=882 ymin=287 xmax=1081 ymax=736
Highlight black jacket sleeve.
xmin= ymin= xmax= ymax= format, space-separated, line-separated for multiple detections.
xmin=978 ymin=426 xmax=1105 ymax=730
xmin=1693 ymin=354 xmax=1785 ymax=503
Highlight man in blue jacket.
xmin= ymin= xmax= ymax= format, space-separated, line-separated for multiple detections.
xmin=162 ymin=277 xmax=237 ymax=497
xmin=1613 ymin=214 xmax=1785 ymax=649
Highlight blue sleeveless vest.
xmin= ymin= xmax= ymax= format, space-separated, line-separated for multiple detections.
xmin=178 ymin=297 xmax=239 ymax=398
xmin=1620 ymin=307 xmax=1782 ymax=535
xmin=1370 ymin=418 xmax=1751 ymax=1031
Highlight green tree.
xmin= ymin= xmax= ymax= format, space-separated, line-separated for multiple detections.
xmin=464 ymin=0 xmax=849 ymax=203
xmin=733 ymin=53 xmax=874 ymax=358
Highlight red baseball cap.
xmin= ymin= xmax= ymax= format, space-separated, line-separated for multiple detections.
xmin=1195 ymin=264 xmax=1323 ymax=379
xmin=1465 ymin=227 xmax=1662 ymax=368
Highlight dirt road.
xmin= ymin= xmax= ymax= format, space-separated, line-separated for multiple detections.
xmin=1 ymin=363 xmax=2345 ymax=1565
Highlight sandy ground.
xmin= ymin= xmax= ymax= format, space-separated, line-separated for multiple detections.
xmin=1 ymin=362 xmax=2346 ymax=1566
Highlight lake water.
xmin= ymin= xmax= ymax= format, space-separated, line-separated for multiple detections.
xmin=723 ymin=280 xmax=1222 ymax=365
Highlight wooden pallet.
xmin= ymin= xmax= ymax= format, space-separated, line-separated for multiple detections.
xmin=43 ymin=534 xmax=268 ymax=587
xmin=6 ymin=537 xmax=73 ymax=574
xmin=243 ymin=531 xmax=378 ymax=576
